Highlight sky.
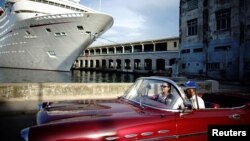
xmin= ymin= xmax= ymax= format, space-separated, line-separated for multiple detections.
xmin=0 ymin=1 xmax=4 ymax=7
xmin=80 ymin=0 xmax=179 ymax=46
xmin=0 ymin=0 xmax=179 ymax=46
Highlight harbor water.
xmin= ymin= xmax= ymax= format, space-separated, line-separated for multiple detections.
xmin=0 ymin=68 xmax=150 ymax=83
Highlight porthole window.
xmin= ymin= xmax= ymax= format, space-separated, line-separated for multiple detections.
xmin=77 ymin=26 xmax=84 ymax=30
xmin=25 ymin=31 xmax=31 ymax=35
xmin=61 ymin=32 xmax=66 ymax=36
xmin=55 ymin=33 xmax=61 ymax=36
xmin=47 ymin=51 xmax=56 ymax=57
xmin=46 ymin=28 xmax=52 ymax=32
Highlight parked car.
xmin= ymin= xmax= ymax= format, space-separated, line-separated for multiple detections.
xmin=21 ymin=76 xmax=250 ymax=141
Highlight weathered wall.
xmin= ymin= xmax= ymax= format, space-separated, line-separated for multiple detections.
xmin=0 ymin=81 xmax=219 ymax=113
xmin=0 ymin=81 xmax=219 ymax=101
xmin=0 ymin=83 xmax=133 ymax=101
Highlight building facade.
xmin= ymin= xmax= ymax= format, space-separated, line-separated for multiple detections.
xmin=179 ymin=0 xmax=250 ymax=80
xmin=73 ymin=37 xmax=179 ymax=75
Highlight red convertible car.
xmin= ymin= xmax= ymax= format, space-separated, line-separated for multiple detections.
xmin=21 ymin=76 xmax=250 ymax=141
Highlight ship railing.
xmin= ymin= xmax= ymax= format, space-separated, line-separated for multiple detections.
xmin=35 ymin=13 xmax=85 ymax=20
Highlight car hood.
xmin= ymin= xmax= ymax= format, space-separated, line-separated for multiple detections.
xmin=37 ymin=98 xmax=144 ymax=124
xmin=30 ymin=98 xmax=176 ymax=141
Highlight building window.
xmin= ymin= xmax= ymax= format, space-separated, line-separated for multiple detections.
xmin=187 ymin=0 xmax=198 ymax=11
xmin=216 ymin=8 xmax=231 ymax=31
xmin=102 ymin=48 xmax=107 ymax=54
xmin=203 ymin=0 xmax=208 ymax=7
xmin=134 ymin=45 xmax=142 ymax=53
xmin=155 ymin=42 xmax=167 ymax=51
xmin=207 ymin=62 xmax=220 ymax=71
xmin=95 ymin=49 xmax=100 ymax=55
xmin=90 ymin=60 xmax=94 ymax=68
xmin=109 ymin=59 xmax=113 ymax=68
xmin=96 ymin=60 xmax=100 ymax=68
xmin=134 ymin=59 xmax=141 ymax=70
xmin=187 ymin=18 xmax=198 ymax=36
xmin=174 ymin=42 xmax=177 ymax=47
xmin=102 ymin=60 xmax=106 ymax=68
xmin=181 ymin=49 xmax=190 ymax=54
xmin=193 ymin=48 xmax=203 ymax=53
xmin=108 ymin=47 xmax=114 ymax=54
xmin=85 ymin=60 xmax=88 ymax=67
xmin=125 ymin=59 xmax=131 ymax=69
xmin=89 ymin=50 xmax=94 ymax=55
xmin=182 ymin=63 xmax=186 ymax=69
xmin=124 ymin=46 xmax=132 ymax=53
xmin=216 ymin=0 xmax=229 ymax=5
xmin=144 ymin=44 xmax=154 ymax=52
xmin=214 ymin=46 xmax=230 ymax=52
xmin=116 ymin=47 xmax=123 ymax=54
xmin=84 ymin=50 xmax=89 ymax=56
xmin=116 ymin=59 xmax=122 ymax=69
xmin=144 ymin=59 xmax=152 ymax=70
xmin=245 ymin=61 xmax=250 ymax=71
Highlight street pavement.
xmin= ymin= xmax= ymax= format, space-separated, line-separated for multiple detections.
xmin=0 ymin=113 xmax=36 ymax=141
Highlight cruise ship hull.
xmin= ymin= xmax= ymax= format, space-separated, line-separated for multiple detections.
xmin=0 ymin=9 xmax=113 ymax=71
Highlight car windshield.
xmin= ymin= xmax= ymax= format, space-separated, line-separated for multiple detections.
xmin=122 ymin=78 xmax=185 ymax=110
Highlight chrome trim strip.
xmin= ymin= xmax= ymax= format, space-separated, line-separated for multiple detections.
xmin=178 ymin=131 xmax=207 ymax=138
xmin=137 ymin=135 xmax=178 ymax=141
xmin=202 ymin=105 xmax=246 ymax=110
xmin=105 ymin=136 xmax=119 ymax=141
xmin=125 ymin=133 xmax=138 ymax=138
xmin=141 ymin=132 xmax=153 ymax=136
xmin=136 ymin=131 xmax=207 ymax=141
xmin=158 ymin=130 xmax=170 ymax=134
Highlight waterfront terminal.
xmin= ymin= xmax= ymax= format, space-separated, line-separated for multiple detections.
xmin=73 ymin=37 xmax=179 ymax=76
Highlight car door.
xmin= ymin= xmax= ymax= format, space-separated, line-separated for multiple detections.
xmin=176 ymin=108 xmax=245 ymax=141
xmin=126 ymin=78 xmax=179 ymax=140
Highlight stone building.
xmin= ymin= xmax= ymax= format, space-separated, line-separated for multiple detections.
xmin=73 ymin=37 xmax=179 ymax=75
xmin=179 ymin=0 xmax=250 ymax=80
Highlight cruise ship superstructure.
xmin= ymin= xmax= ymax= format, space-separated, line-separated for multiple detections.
xmin=0 ymin=0 xmax=113 ymax=71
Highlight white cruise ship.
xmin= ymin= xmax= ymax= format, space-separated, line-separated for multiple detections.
xmin=0 ymin=0 xmax=113 ymax=71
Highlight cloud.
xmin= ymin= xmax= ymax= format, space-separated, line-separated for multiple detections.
xmin=111 ymin=7 xmax=146 ymax=30
xmin=81 ymin=0 xmax=179 ymax=45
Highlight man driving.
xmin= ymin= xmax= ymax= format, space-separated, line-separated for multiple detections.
xmin=152 ymin=82 xmax=174 ymax=105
